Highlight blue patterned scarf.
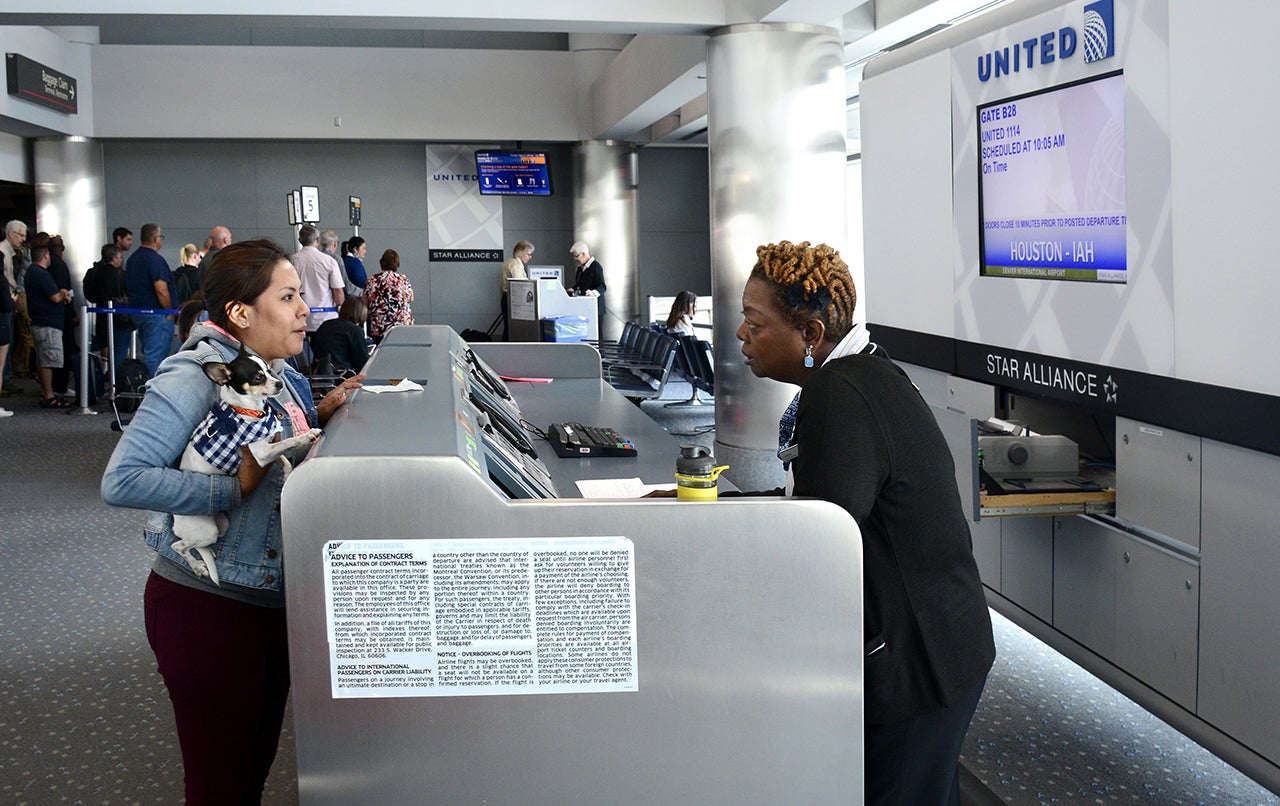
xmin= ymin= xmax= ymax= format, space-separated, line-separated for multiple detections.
xmin=191 ymin=402 xmax=282 ymax=475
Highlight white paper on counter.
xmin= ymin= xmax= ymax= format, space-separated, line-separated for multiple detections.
xmin=575 ymin=477 xmax=677 ymax=498
xmin=362 ymin=379 xmax=425 ymax=394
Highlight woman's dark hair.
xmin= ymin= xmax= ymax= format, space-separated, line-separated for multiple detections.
xmin=749 ymin=240 xmax=856 ymax=343
xmin=380 ymin=249 xmax=400 ymax=273
xmin=177 ymin=290 xmax=206 ymax=342
xmin=345 ymin=236 xmax=365 ymax=254
xmin=201 ymin=238 xmax=290 ymax=332
xmin=665 ymin=290 xmax=698 ymax=329
xmin=339 ymin=295 xmax=367 ymax=326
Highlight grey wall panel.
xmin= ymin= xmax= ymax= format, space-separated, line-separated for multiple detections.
xmin=898 ymin=362 xmax=949 ymax=409
xmin=251 ymin=141 xmax=430 ymax=231
xmin=1000 ymin=517 xmax=1053 ymax=622
xmin=637 ymin=230 xmax=713 ymax=304
xmin=1053 ymin=516 xmax=1117 ymax=660
xmin=635 ymin=148 xmax=711 ymax=306
xmin=102 ymin=141 xmax=260 ymax=265
xmin=1116 ymin=417 xmax=1201 ymax=550
xmin=427 ymin=261 xmax=488 ymax=316
xmin=1199 ymin=440 xmax=1280 ymax=765
xmin=859 ymin=51 xmax=955 ymax=339
xmin=1113 ymin=534 xmax=1198 ymax=712
xmin=92 ymin=46 xmax=579 ymax=141
xmin=971 ymin=517 xmax=1001 ymax=592
xmin=638 ymin=148 xmax=710 ymax=232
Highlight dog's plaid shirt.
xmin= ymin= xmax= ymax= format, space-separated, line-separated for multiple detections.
xmin=190 ymin=402 xmax=282 ymax=474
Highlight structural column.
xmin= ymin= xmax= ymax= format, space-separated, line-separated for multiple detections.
xmin=34 ymin=136 xmax=106 ymax=292
xmin=707 ymin=23 xmax=848 ymax=491
xmin=572 ymin=140 xmax=638 ymax=342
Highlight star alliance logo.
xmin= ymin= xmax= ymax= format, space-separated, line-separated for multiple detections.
xmin=1104 ymin=375 xmax=1119 ymax=404
xmin=1083 ymin=0 xmax=1116 ymax=63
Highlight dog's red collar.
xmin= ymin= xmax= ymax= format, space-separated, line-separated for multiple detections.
xmin=230 ymin=404 xmax=266 ymax=418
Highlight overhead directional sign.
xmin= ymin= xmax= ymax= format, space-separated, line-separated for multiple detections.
xmin=6 ymin=53 xmax=77 ymax=114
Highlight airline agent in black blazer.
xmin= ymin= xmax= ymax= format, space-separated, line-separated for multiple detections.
xmin=569 ymin=240 xmax=606 ymax=326
xmin=736 ymin=240 xmax=995 ymax=806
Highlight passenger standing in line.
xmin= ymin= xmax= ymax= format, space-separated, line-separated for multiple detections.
xmin=24 ymin=244 xmax=73 ymax=408
xmin=2 ymin=220 xmax=32 ymax=378
xmin=319 ymin=229 xmax=352 ymax=297
xmin=125 ymin=224 xmax=175 ymax=378
xmin=46 ymin=235 xmax=79 ymax=396
xmin=734 ymin=240 xmax=995 ymax=806
xmin=500 ymin=240 xmax=534 ymax=341
xmin=102 ymin=239 xmax=364 ymax=804
xmin=196 ymin=225 xmax=232 ymax=289
xmin=342 ymin=236 xmax=368 ymax=297
xmin=364 ymin=248 xmax=413 ymax=344
xmin=113 ymin=226 xmax=135 ymax=256
xmin=291 ymin=224 xmax=345 ymax=339
xmin=89 ymin=245 xmax=134 ymax=373
xmin=173 ymin=243 xmax=202 ymax=305
xmin=0 ymin=249 xmax=13 ymax=416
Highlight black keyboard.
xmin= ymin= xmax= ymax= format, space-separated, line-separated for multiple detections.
xmin=548 ymin=422 xmax=638 ymax=458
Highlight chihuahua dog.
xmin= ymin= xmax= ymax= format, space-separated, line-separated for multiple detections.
xmin=171 ymin=346 xmax=322 ymax=586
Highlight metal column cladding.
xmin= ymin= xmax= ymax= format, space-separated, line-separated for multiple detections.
xmin=34 ymin=136 xmax=106 ymax=292
xmin=572 ymin=141 xmax=637 ymax=343
xmin=707 ymin=23 xmax=848 ymax=483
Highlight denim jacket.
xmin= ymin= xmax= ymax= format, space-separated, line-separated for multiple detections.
xmin=101 ymin=322 xmax=317 ymax=597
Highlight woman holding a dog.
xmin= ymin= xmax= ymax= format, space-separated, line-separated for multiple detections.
xmin=103 ymin=239 xmax=363 ymax=804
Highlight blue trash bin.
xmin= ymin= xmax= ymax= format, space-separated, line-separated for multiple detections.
xmin=540 ymin=315 xmax=589 ymax=343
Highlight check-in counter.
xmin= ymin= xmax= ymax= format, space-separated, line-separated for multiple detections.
xmin=282 ymin=325 xmax=864 ymax=804
xmin=508 ymin=277 xmax=599 ymax=341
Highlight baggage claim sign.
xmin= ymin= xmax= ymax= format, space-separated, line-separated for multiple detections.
xmin=6 ymin=53 xmax=78 ymax=114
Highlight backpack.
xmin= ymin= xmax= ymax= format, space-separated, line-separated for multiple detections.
xmin=82 ymin=263 xmax=100 ymax=304
xmin=173 ymin=265 xmax=199 ymax=305
xmin=113 ymin=358 xmax=150 ymax=413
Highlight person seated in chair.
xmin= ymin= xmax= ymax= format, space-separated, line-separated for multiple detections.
xmin=665 ymin=290 xmax=698 ymax=336
xmin=312 ymin=296 xmax=369 ymax=376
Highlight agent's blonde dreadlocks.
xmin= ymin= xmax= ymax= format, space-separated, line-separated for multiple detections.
xmin=750 ymin=240 xmax=856 ymax=342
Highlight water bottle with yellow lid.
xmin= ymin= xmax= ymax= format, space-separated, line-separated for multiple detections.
xmin=674 ymin=445 xmax=729 ymax=501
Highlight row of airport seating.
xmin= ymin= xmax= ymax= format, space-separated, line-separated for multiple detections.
xmin=669 ymin=334 xmax=714 ymax=407
xmin=594 ymin=322 xmax=714 ymax=405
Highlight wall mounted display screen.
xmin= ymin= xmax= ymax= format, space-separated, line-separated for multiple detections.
xmin=475 ymin=151 xmax=552 ymax=196
xmin=978 ymin=71 xmax=1126 ymax=283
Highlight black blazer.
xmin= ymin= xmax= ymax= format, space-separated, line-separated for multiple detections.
xmin=792 ymin=351 xmax=995 ymax=724
xmin=572 ymin=259 xmax=605 ymax=297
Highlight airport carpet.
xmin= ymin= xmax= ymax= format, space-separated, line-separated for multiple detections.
xmin=1 ymin=375 xmax=1276 ymax=804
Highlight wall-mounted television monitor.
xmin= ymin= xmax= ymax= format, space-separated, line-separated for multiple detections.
xmin=475 ymin=151 xmax=553 ymax=196
xmin=978 ymin=70 xmax=1126 ymax=283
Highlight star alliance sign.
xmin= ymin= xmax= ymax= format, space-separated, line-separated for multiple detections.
xmin=985 ymin=352 xmax=1112 ymax=403
xmin=978 ymin=0 xmax=1115 ymax=82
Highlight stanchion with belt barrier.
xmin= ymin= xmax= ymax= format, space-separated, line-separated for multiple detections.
xmin=75 ymin=303 xmax=177 ymax=417
xmin=77 ymin=303 xmax=338 ymax=426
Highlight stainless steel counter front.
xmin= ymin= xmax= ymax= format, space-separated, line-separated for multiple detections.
xmin=282 ymin=326 xmax=864 ymax=804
